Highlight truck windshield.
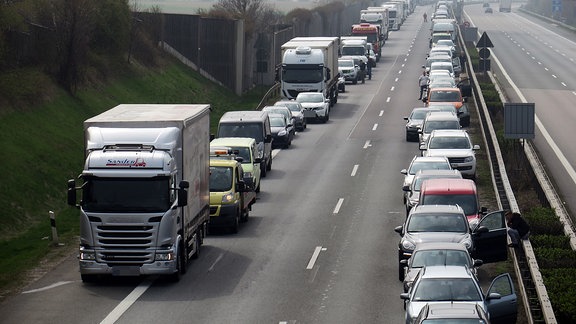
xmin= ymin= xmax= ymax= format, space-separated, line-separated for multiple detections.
xmin=82 ymin=177 xmax=171 ymax=212
xmin=282 ymin=68 xmax=323 ymax=83
xmin=341 ymin=47 xmax=366 ymax=56
xmin=210 ymin=166 xmax=233 ymax=192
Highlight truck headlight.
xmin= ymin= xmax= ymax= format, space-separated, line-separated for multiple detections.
xmin=222 ymin=192 xmax=235 ymax=203
xmin=155 ymin=252 xmax=175 ymax=261
xmin=79 ymin=251 xmax=96 ymax=260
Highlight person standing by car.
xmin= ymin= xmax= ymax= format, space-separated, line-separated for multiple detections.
xmin=418 ymin=71 xmax=429 ymax=100
xmin=359 ymin=59 xmax=366 ymax=84
xmin=366 ymin=55 xmax=373 ymax=80
xmin=505 ymin=211 xmax=531 ymax=248
xmin=423 ymin=12 xmax=427 ymax=22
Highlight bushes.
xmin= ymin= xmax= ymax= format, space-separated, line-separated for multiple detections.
xmin=524 ymin=207 xmax=576 ymax=322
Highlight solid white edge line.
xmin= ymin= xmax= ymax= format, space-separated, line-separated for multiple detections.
xmin=333 ymin=198 xmax=344 ymax=214
xmin=100 ymin=279 xmax=154 ymax=324
xmin=306 ymin=246 xmax=323 ymax=270
xmin=490 ymin=41 xmax=576 ymax=186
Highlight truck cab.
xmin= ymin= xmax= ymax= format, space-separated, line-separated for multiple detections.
xmin=209 ymin=148 xmax=256 ymax=234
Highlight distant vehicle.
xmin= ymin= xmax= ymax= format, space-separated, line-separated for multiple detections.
xmin=262 ymin=105 xmax=296 ymax=138
xmin=404 ymin=107 xmax=440 ymax=142
xmin=274 ymin=100 xmax=307 ymax=131
xmin=268 ymin=113 xmax=294 ymax=149
xmin=420 ymin=129 xmax=480 ymax=179
xmin=401 ymin=155 xmax=452 ymax=189
xmin=217 ymin=110 xmax=273 ymax=177
xmin=338 ymin=58 xmax=359 ymax=84
xmin=418 ymin=111 xmax=461 ymax=145
xmin=485 ymin=7 xmax=494 ymax=13
xmin=296 ymin=92 xmax=331 ymax=123
xmin=418 ymin=178 xmax=487 ymax=224
xmin=402 ymin=169 xmax=463 ymax=215
xmin=499 ymin=0 xmax=511 ymax=12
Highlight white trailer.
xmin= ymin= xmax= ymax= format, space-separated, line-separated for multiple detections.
xmin=68 ymin=104 xmax=211 ymax=282
xmin=279 ymin=37 xmax=340 ymax=106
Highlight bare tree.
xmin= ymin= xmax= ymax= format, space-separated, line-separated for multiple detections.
xmin=209 ymin=0 xmax=280 ymax=39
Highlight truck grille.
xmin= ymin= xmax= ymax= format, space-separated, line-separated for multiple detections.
xmin=95 ymin=224 xmax=156 ymax=264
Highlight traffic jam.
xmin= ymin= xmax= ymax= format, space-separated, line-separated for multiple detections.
xmin=207 ymin=1 xmax=519 ymax=323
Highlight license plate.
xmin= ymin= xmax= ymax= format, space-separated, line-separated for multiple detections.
xmin=112 ymin=266 xmax=140 ymax=276
xmin=451 ymin=163 xmax=459 ymax=168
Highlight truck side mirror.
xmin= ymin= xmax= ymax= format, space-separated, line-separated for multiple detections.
xmin=177 ymin=180 xmax=189 ymax=207
xmin=67 ymin=179 xmax=77 ymax=206
xmin=236 ymin=180 xmax=248 ymax=192
xmin=210 ymin=134 xmax=215 ymax=141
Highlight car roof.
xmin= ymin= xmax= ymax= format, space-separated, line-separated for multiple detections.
xmin=211 ymin=137 xmax=256 ymax=146
xmin=219 ymin=110 xmax=268 ymax=122
xmin=420 ymin=178 xmax=476 ymax=193
xmin=410 ymin=204 xmax=465 ymax=215
xmin=424 ymin=111 xmax=458 ymax=120
xmin=420 ymin=265 xmax=473 ymax=279
xmin=430 ymin=129 xmax=469 ymax=137
xmin=413 ymin=242 xmax=469 ymax=252
xmin=411 ymin=155 xmax=450 ymax=163
xmin=414 ymin=169 xmax=462 ymax=177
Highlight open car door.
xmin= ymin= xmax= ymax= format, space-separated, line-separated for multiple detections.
xmin=471 ymin=210 xmax=508 ymax=263
xmin=485 ymin=273 xmax=518 ymax=324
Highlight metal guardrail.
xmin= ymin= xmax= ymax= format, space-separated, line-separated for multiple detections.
xmin=255 ymin=83 xmax=281 ymax=110
xmin=458 ymin=19 xmax=558 ymax=323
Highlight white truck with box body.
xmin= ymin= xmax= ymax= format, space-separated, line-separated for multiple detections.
xmin=499 ymin=0 xmax=511 ymax=12
xmin=67 ymin=104 xmax=211 ymax=282
xmin=380 ymin=3 xmax=401 ymax=30
xmin=279 ymin=37 xmax=340 ymax=107
xmin=365 ymin=7 xmax=390 ymax=40
xmin=340 ymin=36 xmax=369 ymax=58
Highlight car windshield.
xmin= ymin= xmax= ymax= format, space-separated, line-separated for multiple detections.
xmin=277 ymin=102 xmax=300 ymax=112
xmin=209 ymin=166 xmax=233 ymax=192
xmin=218 ymin=123 xmax=263 ymax=142
xmin=270 ymin=116 xmax=286 ymax=127
xmin=264 ymin=107 xmax=289 ymax=119
xmin=437 ymin=40 xmax=454 ymax=46
xmin=228 ymin=146 xmax=251 ymax=163
xmin=428 ymin=136 xmax=471 ymax=149
xmin=413 ymin=278 xmax=482 ymax=301
xmin=296 ymin=93 xmax=324 ymax=103
xmin=411 ymin=110 xmax=433 ymax=120
xmin=339 ymin=60 xmax=354 ymax=68
xmin=406 ymin=214 xmax=467 ymax=233
xmin=429 ymin=91 xmax=460 ymax=102
xmin=421 ymin=194 xmax=478 ymax=216
xmin=341 ymin=46 xmax=366 ymax=56
xmin=424 ymin=121 xmax=460 ymax=133
xmin=421 ymin=320 xmax=484 ymax=323
xmin=411 ymin=250 xmax=471 ymax=268
xmin=409 ymin=161 xmax=451 ymax=175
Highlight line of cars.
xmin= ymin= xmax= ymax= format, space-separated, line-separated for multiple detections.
xmin=394 ymin=2 xmax=519 ymax=323
xmin=208 ymin=92 xmax=336 ymax=233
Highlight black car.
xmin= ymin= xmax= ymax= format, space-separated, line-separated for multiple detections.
xmin=268 ymin=113 xmax=294 ymax=149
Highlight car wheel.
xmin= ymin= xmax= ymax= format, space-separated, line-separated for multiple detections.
xmin=353 ymin=78 xmax=358 ymax=85
xmin=231 ymin=210 xmax=240 ymax=234
xmin=241 ymin=206 xmax=249 ymax=223
xmin=399 ymin=262 xmax=405 ymax=281
xmin=255 ymin=180 xmax=261 ymax=193
xmin=261 ymin=163 xmax=267 ymax=178
xmin=267 ymin=157 xmax=272 ymax=171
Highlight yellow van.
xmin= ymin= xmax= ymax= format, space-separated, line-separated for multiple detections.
xmin=210 ymin=137 xmax=262 ymax=192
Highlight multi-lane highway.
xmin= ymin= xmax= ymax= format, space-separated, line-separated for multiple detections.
xmin=3 ymin=3 xmax=574 ymax=323
xmin=463 ymin=3 xmax=576 ymax=219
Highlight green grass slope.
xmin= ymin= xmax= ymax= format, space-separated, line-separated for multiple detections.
xmin=0 ymin=57 xmax=262 ymax=299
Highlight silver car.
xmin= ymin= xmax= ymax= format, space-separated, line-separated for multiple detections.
xmin=401 ymin=265 xmax=518 ymax=324
xmin=274 ymin=100 xmax=307 ymax=131
xmin=401 ymin=155 xmax=452 ymax=190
